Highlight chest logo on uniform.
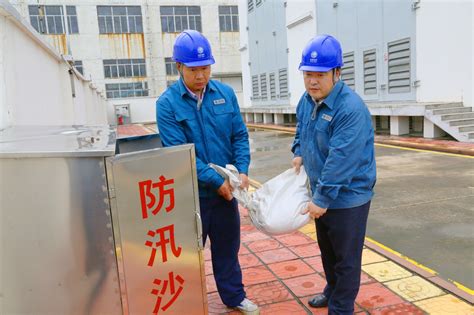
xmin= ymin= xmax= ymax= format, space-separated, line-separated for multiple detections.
xmin=213 ymin=98 xmax=226 ymax=105
xmin=322 ymin=114 xmax=333 ymax=122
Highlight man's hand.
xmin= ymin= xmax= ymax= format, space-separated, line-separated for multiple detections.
xmin=239 ymin=173 xmax=249 ymax=190
xmin=217 ymin=180 xmax=234 ymax=201
xmin=292 ymin=156 xmax=303 ymax=174
xmin=301 ymin=201 xmax=327 ymax=219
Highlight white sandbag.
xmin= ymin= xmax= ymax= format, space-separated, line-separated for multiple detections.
xmin=209 ymin=164 xmax=311 ymax=235
xmin=249 ymin=167 xmax=311 ymax=235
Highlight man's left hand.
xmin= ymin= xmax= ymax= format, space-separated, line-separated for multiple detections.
xmin=239 ymin=173 xmax=249 ymax=190
xmin=301 ymin=201 xmax=327 ymax=219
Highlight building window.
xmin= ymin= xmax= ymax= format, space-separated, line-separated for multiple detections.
xmin=269 ymin=73 xmax=276 ymax=100
xmin=66 ymin=6 xmax=79 ymax=34
xmin=341 ymin=52 xmax=355 ymax=90
xmin=74 ymin=60 xmax=84 ymax=75
xmin=219 ymin=6 xmax=239 ymax=32
xmin=248 ymin=0 xmax=254 ymax=12
xmin=29 ymin=5 xmax=78 ymax=34
xmin=363 ymin=49 xmax=377 ymax=95
xmin=160 ymin=6 xmax=201 ymax=33
xmin=251 ymin=75 xmax=259 ymax=100
xmin=165 ymin=58 xmax=179 ymax=76
xmin=388 ymin=38 xmax=411 ymax=93
xmin=278 ymin=68 xmax=288 ymax=99
xmin=106 ymin=82 xmax=148 ymax=98
xmin=97 ymin=6 xmax=143 ymax=34
xmin=103 ymin=59 xmax=146 ymax=78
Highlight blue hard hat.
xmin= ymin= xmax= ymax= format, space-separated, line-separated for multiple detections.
xmin=172 ymin=30 xmax=215 ymax=67
xmin=299 ymin=34 xmax=343 ymax=72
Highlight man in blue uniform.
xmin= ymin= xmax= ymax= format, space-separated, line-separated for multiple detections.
xmin=292 ymin=35 xmax=377 ymax=314
xmin=156 ymin=30 xmax=258 ymax=314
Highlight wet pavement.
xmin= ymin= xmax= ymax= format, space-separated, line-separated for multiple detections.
xmin=246 ymin=128 xmax=474 ymax=294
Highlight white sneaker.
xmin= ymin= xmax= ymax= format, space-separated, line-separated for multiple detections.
xmin=233 ymin=298 xmax=259 ymax=314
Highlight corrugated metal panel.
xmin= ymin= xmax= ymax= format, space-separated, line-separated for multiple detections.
xmin=388 ymin=38 xmax=411 ymax=93
xmin=341 ymin=52 xmax=355 ymax=90
xmin=251 ymin=75 xmax=259 ymax=100
xmin=260 ymin=73 xmax=267 ymax=100
xmin=363 ymin=49 xmax=377 ymax=95
xmin=278 ymin=68 xmax=288 ymax=99
xmin=269 ymin=72 xmax=276 ymax=100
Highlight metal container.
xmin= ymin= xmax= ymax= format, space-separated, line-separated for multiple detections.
xmin=0 ymin=125 xmax=207 ymax=314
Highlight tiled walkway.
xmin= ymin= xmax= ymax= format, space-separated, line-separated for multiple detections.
xmin=205 ymin=205 xmax=474 ymax=314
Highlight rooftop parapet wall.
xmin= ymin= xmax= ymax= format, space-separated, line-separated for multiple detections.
xmin=0 ymin=0 xmax=109 ymax=130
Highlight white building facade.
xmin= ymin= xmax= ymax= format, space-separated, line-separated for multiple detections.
xmin=11 ymin=0 xmax=243 ymax=125
xmin=239 ymin=0 xmax=473 ymax=142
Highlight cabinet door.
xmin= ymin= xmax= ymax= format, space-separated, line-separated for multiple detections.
xmin=106 ymin=144 xmax=207 ymax=315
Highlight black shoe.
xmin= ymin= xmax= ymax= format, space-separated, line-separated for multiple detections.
xmin=308 ymin=294 xmax=328 ymax=308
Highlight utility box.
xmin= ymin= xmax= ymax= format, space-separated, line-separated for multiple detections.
xmin=0 ymin=125 xmax=207 ymax=315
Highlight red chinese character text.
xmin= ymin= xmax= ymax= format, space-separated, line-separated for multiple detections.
xmin=151 ymin=272 xmax=185 ymax=314
xmin=145 ymin=224 xmax=182 ymax=265
xmin=139 ymin=176 xmax=175 ymax=219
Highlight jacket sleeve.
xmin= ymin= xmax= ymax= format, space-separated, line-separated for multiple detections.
xmin=230 ymin=92 xmax=251 ymax=175
xmin=291 ymin=99 xmax=303 ymax=157
xmin=312 ymin=108 xmax=368 ymax=209
xmin=156 ymin=98 xmax=225 ymax=189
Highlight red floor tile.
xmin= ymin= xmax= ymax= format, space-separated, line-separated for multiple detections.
xmin=254 ymin=247 xmax=298 ymax=264
xmin=245 ymin=280 xmax=292 ymax=306
xmin=360 ymin=271 xmax=375 ymax=285
xmin=206 ymin=274 xmax=217 ymax=293
xmin=241 ymin=230 xmax=271 ymax=243
xmin=276 ymin=232 xmax=315 ymax=246
xmin=242 ymin=265 xmax=278 ymax=286
xmin=305 ymin=303 xmax=362 ymax=315
xmin=259 ymin=300 xmax=308 ymax=315
xmin=370 ymin=302 xmax=425 ymax=315
xmin=239 ymin=243 xmax=250 ymax=255
xmin=356 ymin=283 xmax=405 ymax=310
xmin=241 ymin=224 xmax=257 ymax=233
xmin=303 ymin=256 xmax=325 ymax=273
xmin=239 ymin=253 xmax=262 ymax=269
xmin=289 ymin=242 xmax=321 ymax=258
xmin=267 ymin=259 xmax=315 ymax=279
xmin=204 ymin=248 xmax=212 ymax=261
xmin=207 ymin=292 xmax=241 ymax=314
xmin=282 ymin=273 xmax=326 ymax=297
xmin=205 ymin=259 xmax=213 ymax=275
xmin=246 ymin=238 xmax=283 ymax=253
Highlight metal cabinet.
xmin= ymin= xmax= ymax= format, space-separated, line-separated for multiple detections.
xmin=0 ymin=125 xmax=207 ymax=315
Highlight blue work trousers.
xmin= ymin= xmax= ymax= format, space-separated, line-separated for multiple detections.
xmin=200 ymin=197 xmax=245 ymax=307
xmin=316 ymin=201 xmax=371 ymax=315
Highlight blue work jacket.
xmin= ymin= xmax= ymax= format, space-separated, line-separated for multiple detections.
xmin=292 ymin=81 xmax=376 ymax=209
xmin=156 ymin=78 xmax=250 ymax=198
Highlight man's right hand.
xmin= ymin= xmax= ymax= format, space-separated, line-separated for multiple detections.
xmin=292 ymin=156 xmax=303 ymax=174
xmin=217 ymin=180 xmax=234 ymax=201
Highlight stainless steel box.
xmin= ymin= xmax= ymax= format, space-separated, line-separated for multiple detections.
xmin=0 ymin=125 xmax=207 ymax=315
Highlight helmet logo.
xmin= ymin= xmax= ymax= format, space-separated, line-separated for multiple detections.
xmin=197 ymin=46 xmax=205 ymax=58
xmin=310 ymin=51 xmax=318 ymax=63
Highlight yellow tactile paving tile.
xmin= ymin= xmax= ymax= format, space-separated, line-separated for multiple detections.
xmin=385 ymin=275 xmax=445 ymax=302
xmin=299 ymin=223 xmax=316 ymax=234
xmin=362 ymin=261 xmax=412 ymax=282
xmin=362 ymin=248 xmax=387 ymax=265
xmin=305 ymin=232 xmax=317 ymax=240
xmin=414 ymin=294 xmax=474 ymax=314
